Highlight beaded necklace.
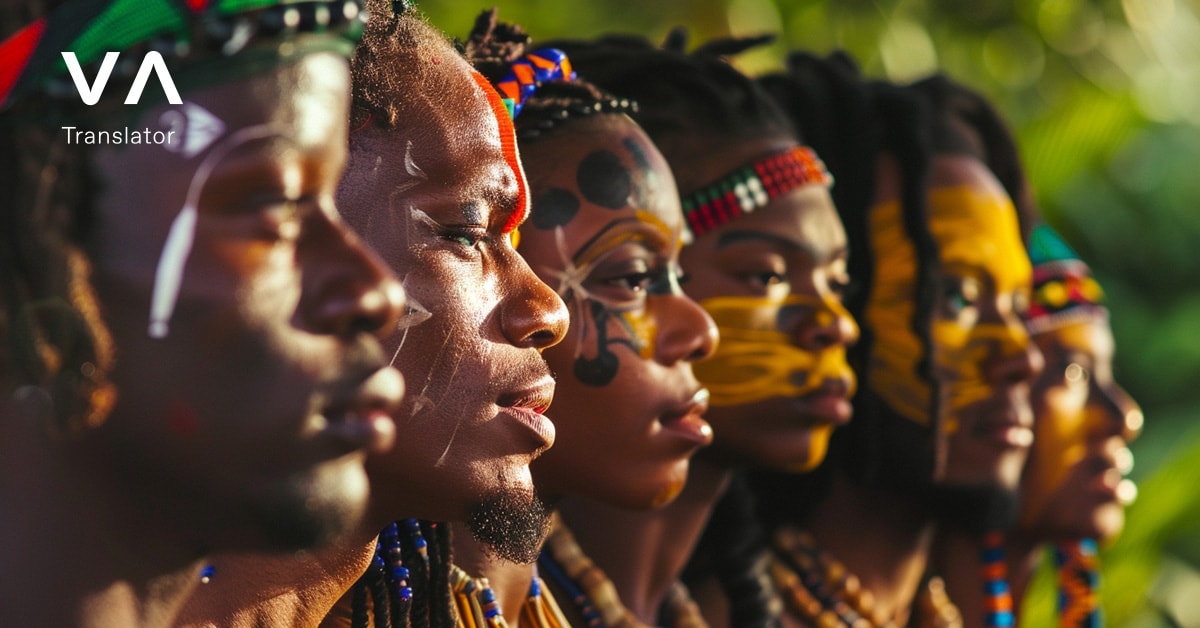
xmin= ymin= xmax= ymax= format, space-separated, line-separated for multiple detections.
xmin=449 ymin=564 xmax=571 ymax=628
xmin=980 ymin=532 xmax=1014 ymax=628
xmin=1054 ymin=539 xmax=1101 ymax=628
xmin=537 ymin=514 xmax=707 ymax=628
xmin=770 ymin=526 xmax=962 ymax=628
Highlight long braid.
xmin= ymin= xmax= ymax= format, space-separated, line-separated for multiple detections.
xmin=421 ymin=520 xmax=456 ymax=628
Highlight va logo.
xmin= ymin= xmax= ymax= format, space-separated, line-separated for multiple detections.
xmin=61 ymin=51 xmax=182 ymax=106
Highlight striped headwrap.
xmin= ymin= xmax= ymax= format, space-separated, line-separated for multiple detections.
xmin=1027 ymin=224 xmax=1106 ymax=333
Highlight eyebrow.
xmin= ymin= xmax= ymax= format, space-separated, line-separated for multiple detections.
xmin=574 ymin=216 xmax=671 ymax=263
xmin=716 ymin=229 xmax=847 ymax=261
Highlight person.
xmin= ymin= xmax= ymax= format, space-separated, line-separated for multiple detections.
xmin=548 ymin=31 xmax=859 ymax=627
xmin=0 ymin=1 xmax=408 ymax=626
xmin=439 ymin=11 xmax=719 ymax=627
xmin=174 ymin=3 xmax=570 ymax=627
xmin=749 ymin=53 xmax=1041 ymax=627
xmin=934 ymin=225 xmax=1142 ymax=628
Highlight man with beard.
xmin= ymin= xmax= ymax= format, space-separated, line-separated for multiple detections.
xmin=0 ymin=1 xmax=407 ymax=626
xmin=175 ymin=3 xmax=568 ymax=626
xmin=744 ymin=55 xmax=1041 ymax=628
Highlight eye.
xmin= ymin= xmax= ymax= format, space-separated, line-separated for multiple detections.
xmin=442 ymin=228 xmax=486 ymax=249
xmin=608 ymin=272 xmax=654 ymax=292
xmin=942 ymin=277 xmax=980 ymax=317
xmin=745 ymin=271 xmax=787 ymax=289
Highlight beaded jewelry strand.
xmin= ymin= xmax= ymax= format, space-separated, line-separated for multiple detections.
xmin=1054 ymin=539 xmax=1101 ymax=628
xmin=449 ymin=564 xmax=570 ymax=628
xmin=980 ymin=532 xmax=1015 ymax=628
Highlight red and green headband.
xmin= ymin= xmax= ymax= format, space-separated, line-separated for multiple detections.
xmin=679 ymin=145 xmax=832 ymax=241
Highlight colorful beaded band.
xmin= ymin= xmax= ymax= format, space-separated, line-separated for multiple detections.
xmin=1055 ymin=538 xmax=1102 ymax=628
xmin=981 ymin=532 xmax=1015 ymax=628
xmin=679 ymin=146 xmax=832 ymax=241
xmin=1026 ymin=224 xmax=1106 ymax=332
xmin=495 ymin=47 xmax=576 ymax=119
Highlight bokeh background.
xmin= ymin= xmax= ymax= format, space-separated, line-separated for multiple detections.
xmin=419 ymin=1 xmax=1200 ymax=625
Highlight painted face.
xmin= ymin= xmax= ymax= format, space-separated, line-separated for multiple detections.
xmin=677 ymin=138 xmax=858 ymax=472
xmin=1020 ymin=316 xmax=1142 ymax=541
xmin=521 ymin=115 xmax=717 ymax=510
xmin=338 ymin=55 xmax=569 ymax=525
xmin=87 ymin=53 xmax=407 ymax=551
xmin=927 ymin=155 xmax=1040 ymax=491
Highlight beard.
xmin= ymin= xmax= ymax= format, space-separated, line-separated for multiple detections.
xmin=926 ymin=482 xmax=1021 ymax=537
xmin=465 ymin=487 xmax=551 ymax=564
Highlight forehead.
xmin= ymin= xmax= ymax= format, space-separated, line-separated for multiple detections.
xmin=709 ymin=184 xmax=845 ymax=262
xmin=522 ymin=115 xmax=681 ymax=241
xmin=1035 ymin=316 xmax=1113 ymax=357
xmin=926 ymin=155 xmax=1029 ymax=287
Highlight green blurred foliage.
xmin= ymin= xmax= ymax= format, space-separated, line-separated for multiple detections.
xmin=421 ymin=0 xmax=1200 ymax=624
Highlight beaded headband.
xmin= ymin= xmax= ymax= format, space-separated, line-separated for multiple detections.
xmin=0 ymin=0 xmax=366 ymax=111
xmin=679 ymin=146 xmax=832 ymax=241
xmin=1027 ymin=224 xmax=1106 ymax=333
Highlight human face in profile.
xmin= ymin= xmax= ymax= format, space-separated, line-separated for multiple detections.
xmin=338 ymin=55 xmax=569 ymax=534
xmin=1021 ymin=316 xmax=1142 ymax=541
xmin=521 ymin=114 xmax=717 ymax=510
xmin=88 ymin=52 xmax=407 ymax=551
xmin=926 ymin=155 xmax=1041 ymax=492
xmin=677 ymin=136 xmax=858 ymax=472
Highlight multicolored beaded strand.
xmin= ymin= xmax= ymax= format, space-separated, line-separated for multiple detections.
xmin=1054 ymin=539 xmax=1101 ymax=628
xmin=980 ymin=532 xmax=1015 ymax=628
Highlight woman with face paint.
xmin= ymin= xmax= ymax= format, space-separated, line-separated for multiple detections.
xmin=744 ymin=54 xmax=1041 ymax=628
xmin=0 ymin=1 xmax=408 ymax=626
xmin=543 ymin=32 xmax=859 ymax=628
xmin=424 ymin=12 xmax=720 ymax=627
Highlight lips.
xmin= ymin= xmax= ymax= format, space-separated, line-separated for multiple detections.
xmin=497 ymin=377 xmax=557 ymax=450
xmin=792 ymin=379 xmax=853 ymax=426
xmin=659 ymin=388 xmax=714 ymax=447
xmin=319 ymin=366 xmax=404 ymax=455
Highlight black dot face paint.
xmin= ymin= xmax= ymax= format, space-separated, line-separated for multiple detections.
xmin=577 ymin=150 xmax=631 ymax=210
xmin=531 ymin=187 xmax=580 ymax=230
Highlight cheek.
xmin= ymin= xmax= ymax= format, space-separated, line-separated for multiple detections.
xmin=618 ymin=308 xmax=657 ymax=358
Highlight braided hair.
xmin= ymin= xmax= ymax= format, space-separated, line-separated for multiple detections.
xmin=462 ymin=8 xmax=635 ymax=143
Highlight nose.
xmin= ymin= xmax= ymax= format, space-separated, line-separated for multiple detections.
xmin=794 ymin=296 xmax=859 ymax=352
xmin=984 ymin=318 xmax=1043 ymax=386
xmin=499 ymin=254 xmax=569 ymax=350
xmin=653 ymin=293 xmax=718 ymax=365
xmin=303 ymin=213 xmax=406 ymax=338
xmin=1093 ymin=380 xmax=1143 ymax=443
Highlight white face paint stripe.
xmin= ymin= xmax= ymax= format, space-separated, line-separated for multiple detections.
xmin=147 ymin=123 xmax=284 ymax=339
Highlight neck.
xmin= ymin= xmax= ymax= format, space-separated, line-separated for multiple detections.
xmin=804 ymin=471 xmax=936 ymax=626
xmin=555 ymin=458 xmax=730 ymax=624
xmin=1002 ymin=530 xmax=1044 ymax=606
xmin=450 ymin=523 xmax=536 ymax=627
xmin=0 ymin=403 xmax=203 ymax=628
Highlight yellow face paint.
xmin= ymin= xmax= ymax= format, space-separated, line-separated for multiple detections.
xmin=864 ymin=198 xmax=930 ymax=425
xmin=927 ymin=185 xmax=1032 ymax=432
xmin=1020 ymin=319 xmax=1114 ymax=526
xmin=694 ymin=294 xmax=856 ymax=407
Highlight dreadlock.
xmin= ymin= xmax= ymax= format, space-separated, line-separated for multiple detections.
xmin=463 ymin=8 xmax=635 ymax=142
xmin=550 ymin=28 xmax=794 ymax=191
xmin=350 ymin=519 xmax=455 ymax=628
xmin=906 ymin=74 xmax=1039 ymax=242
